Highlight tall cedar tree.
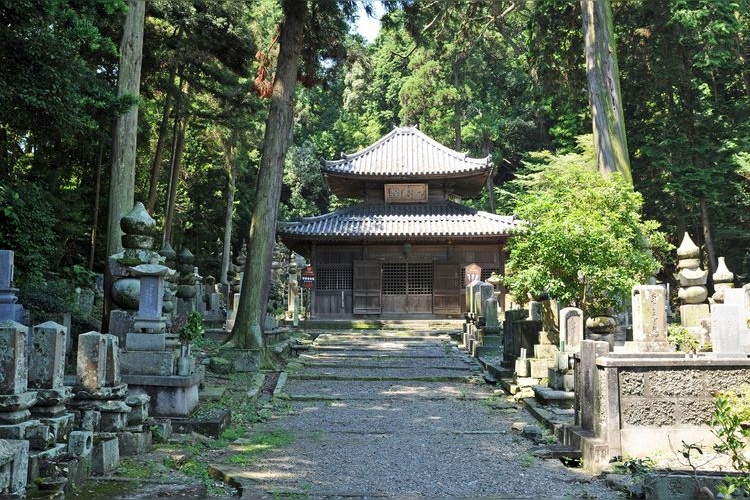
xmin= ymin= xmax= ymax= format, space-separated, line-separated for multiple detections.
xmin=223 ymin=0 xmax=307 ymax=357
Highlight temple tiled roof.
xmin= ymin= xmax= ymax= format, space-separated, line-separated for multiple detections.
xmin=278 ymin=201 xmax=520 ymax=242
xmin=322 ymin=126 xmax=492 ymax=178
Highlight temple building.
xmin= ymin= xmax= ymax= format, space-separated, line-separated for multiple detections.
xmin=277 ymin=126 xmax=520 ymax=318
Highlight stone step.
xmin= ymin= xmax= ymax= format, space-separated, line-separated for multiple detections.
xmin=529 ymin=444 xmax=582 ymax=460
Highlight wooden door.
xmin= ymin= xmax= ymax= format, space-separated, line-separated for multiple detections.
xmin=353 ymin=261 xmax=381 ymax=315
xmin=433 ymin=263 xmax=461 ymax=315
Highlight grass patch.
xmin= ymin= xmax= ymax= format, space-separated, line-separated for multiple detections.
xmin=117 ymin=458 xmax=165 ymax=479
xmin=223 ymin=429 xmax=295 ymax=467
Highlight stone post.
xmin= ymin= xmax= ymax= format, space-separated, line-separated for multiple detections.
xmin=0 ymin=250 xmax=24 ymax=323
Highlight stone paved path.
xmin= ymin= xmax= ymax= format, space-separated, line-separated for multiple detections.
xmin=235 ymin=330 xmax=621 ymax=499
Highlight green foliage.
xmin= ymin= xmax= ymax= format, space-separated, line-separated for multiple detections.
xmin=710 ymin=386 xmax=750 ymax=493
xmin=503 ymin=138 xmax=672 ymax=314
xmin=0 ymin=183 xmax=61 ymax=283
xmin=178 ymin=311 xmax=204 ymax=344
xmin=667 ymin=324 xmax=701 ymax=354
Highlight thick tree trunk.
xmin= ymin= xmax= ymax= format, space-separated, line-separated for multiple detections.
xmin=147 ymin=64 xmax=178 ymax=214
xmin=220 ymin=130 xmax=238 ymax=286
xmin=581 ymin=0 xmax=632 ymax=185
xmin=103 ymin=0 xmax=145 ymax=332
xmin=106 ymin=0 xmax=145 ymax=256
xmin=225 ymin=0 xmax=307 ymax=357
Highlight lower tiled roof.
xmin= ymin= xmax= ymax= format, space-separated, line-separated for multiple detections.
xmin=277 ymin=201 xmax=520 ymax=241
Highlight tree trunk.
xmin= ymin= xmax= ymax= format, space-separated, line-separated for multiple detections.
xmin=483 ymin=140 xmax=496 ymax=213
xmin=701 ymin=200 xmax=717 ymax=275
xmin=220 ymin=130 xmax=239 ymax=286
xmin=162 ymin=99 xmax=189 ymax=246
xmin=581 ymin=0 xmax=632 ymax=185
xmin=146 ymin=64 xmax=178 ymax=214
xmin=103 ymin=0 xmax=145 ymax=332
xmin=89 ymin=142 xmax=105 ymax=271
xmin=224 ymin=0 xmax=307 ymax=358
xmin=106 ymin=0 xmax=145 ymax=256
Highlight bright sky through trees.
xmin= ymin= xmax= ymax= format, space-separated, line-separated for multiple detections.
xmin=354 ymin=1 xmax=383 ymax=42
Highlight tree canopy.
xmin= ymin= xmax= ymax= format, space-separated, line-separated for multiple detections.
xmin=502 ymin=137 xmax=672 ymax=315
xmin=0 ymin=0 xmax=748 ymax=317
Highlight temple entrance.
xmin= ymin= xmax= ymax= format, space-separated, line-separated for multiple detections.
xmin=381 ymin=262 xmax=433 ymax=314
xmin=351 ymin=261 xmax=438 ymax=315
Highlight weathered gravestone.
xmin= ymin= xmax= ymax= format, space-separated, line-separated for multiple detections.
xmin=615 ymin=285 xmax=673 ymax=353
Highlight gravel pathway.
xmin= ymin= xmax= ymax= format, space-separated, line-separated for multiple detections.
xmin=237 ymin=330 xmax=621 ymax=499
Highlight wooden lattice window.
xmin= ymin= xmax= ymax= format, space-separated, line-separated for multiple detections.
xmin=382 ymin=263 xmax=407 ymax=295
xmin=408 ymin=263 xmax=433 ymax=295
xmin=316 ymin=266 xmax=353 ymax=290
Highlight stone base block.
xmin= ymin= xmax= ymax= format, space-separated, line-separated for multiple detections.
xmin=533 ymin=343 xmax=559 ymax=360
xmin=73 ymin=383 xmax=128 ymax=400
xmin=117 ymin=430 xmax=152 ymax=456
xmin=125 ymin=394 xmax=151 ymax=425
xmin=548 ymin=368 xmax=575 ymax=392
xmin=0 ymin=420 xmax=54 ymax=449
xmin=516 ymin=377 xmax=539 ymax=388
xmin=562 ymin=426 xmax=610 ymax=474
xmin=680 ymin=304 xmax=710 ymax=328
xmin=514 ymin=358 xmax=529 ymax=377
xmin=68 ymin=431 xmax=94 ymax=457
xmin=0 ymin=409 xmax=31 ymax=425
xmin=0 ymin=439 xmax=29 ymax=497
xmin=27 ymin=443 xmax=66 ymax=483
xmin=108 ymin=309 xmax=135 ymax=344
xmin=33 ymin=387 xmax=73 ymax=407
xmin=122 ymin=374 xmax=200 ymax=417
xmin=121 ymin=350 xmax=176 ymax=376
xmin=0 ymin=391 xmax=37 ymax=413
xmin=146 ymin=418 xmax=173 ymax=443
xmin=126 ymin=332 xmax=168 ymax=351
xmin=60 ymin=454 xmax=91 ymax=491
xmin=92 ymin=436 xmax=120 ymax=475
xmin=529 ymin=358 xmax=554 ymax=378
xmin=100 ymin=409 xmax=130 ymax=433
xmin=538 ymin=329 xmax=559 ymax=345
xmin=39 ymin=413 xmax=75 ymax=442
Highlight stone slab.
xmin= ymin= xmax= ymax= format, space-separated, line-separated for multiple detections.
xmin=0 ymin=438 xmax=28 ymax=497
xmin=126 ymin=332 xmax=168 ymax=351
xmin=92 ymin=436 xmax=120 ymax=475
xmin=121 ymin=349 xmax=176 ymax=376
xmin=679 ymin=304 xmax=710 ymax=328
xmin=117 ymin=430 xmax=152 ymax=456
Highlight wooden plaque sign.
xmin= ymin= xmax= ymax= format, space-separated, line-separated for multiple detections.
xmin=384 ymin=183 xmax=428 ymax=203
xmin=464 ymin=263 xmax=482 ymax=284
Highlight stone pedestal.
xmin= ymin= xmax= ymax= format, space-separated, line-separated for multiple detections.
xmin=0 ymin=439 xmax=29 ymax=497
xmin=122 ymin=373 xmax=201 ymax=417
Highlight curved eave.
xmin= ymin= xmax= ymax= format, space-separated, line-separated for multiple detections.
xmin=324 ymin=169 xmax=493 ymax=199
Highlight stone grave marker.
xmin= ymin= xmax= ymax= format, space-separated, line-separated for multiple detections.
xmin=711 ymin=304 xmax=742 ymax=354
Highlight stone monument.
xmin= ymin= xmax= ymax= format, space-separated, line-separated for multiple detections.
xmin=675 ymin=233 xmax=710 ymax=329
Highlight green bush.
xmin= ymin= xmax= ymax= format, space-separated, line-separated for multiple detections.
xmin=503 ymin=137 xmax=672 ymax=315
xmin=710 ymin=386 xmax=750 ymax=493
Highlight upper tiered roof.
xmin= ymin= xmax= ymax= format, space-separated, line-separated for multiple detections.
xmin=322 ymin=126 xmax=493 ymax=198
